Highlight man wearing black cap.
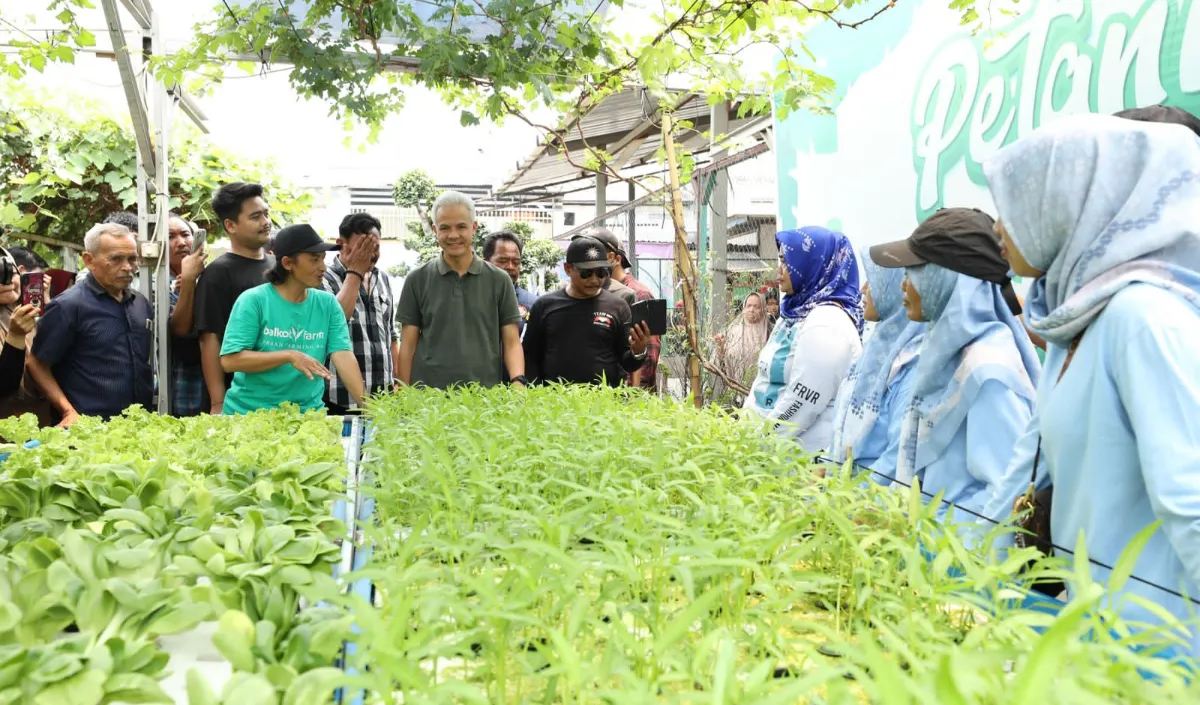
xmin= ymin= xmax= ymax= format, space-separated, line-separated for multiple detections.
xmin=219 ymin=224 xmax=363 ymax=415
xmin=561 ymin=231 xmax=637 ymax=307
xmin=523 ymin=236 xmax=652 ymax=387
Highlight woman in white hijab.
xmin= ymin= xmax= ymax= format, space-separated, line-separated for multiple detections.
xmin=984 ymin=113 xmax=1200 ymax=657
xmin=713 ymin=291 xmax=771 ymax=401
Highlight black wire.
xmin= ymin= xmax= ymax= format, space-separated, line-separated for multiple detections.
xmin=812 ymin=454 xmax=1200 ymax=607
xmin=221 ymin=0 xmax=268 ymax=66
xmin=277 ymin=0 xmax=306 ymax=44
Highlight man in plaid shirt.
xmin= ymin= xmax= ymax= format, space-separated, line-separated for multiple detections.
xmin=322 ymin=213 xmax=399 ymax=414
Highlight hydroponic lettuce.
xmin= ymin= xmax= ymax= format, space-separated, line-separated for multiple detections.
xmin=342 ymin=385 xmax=1199 ymax=704
xmin=3 ymin=395 xmax=1197 ymax=705
xmin=0 ymin=407 xmax=352 ymax=705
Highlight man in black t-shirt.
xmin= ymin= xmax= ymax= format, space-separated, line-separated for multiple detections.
xmin=194 ymin=182 xmax=276 ymax=414
xmin=523 ymin=236 xmax=651 ymax=387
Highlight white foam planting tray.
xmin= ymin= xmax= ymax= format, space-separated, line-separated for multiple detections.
xmin=155 ymin=622 xmax=230 ymax=703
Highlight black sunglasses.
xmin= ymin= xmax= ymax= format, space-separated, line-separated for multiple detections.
xmin=577 ymin=267 xmax=611 ymax=280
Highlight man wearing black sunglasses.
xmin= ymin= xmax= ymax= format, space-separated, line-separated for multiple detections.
xmin=522 ymin=236 xmax=652 ymax=387
xmin=561 ymin=232 xmax=638 ymax=307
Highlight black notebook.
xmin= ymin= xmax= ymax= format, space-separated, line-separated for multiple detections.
xmin=631 ymin=299 xmax=668 ymax=336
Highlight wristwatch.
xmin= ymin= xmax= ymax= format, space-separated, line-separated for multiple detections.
xmin=511 ymin=375 xmax=531 ymax=386
xmin=632 ymin=349 xmax=648 ymax=360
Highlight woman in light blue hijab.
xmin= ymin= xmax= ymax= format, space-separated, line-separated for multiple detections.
xmin=984 ymin=113 xmax=1200 ymax=656
xmin=829 ymin=255 xmax=926 ymax=484
xmin=869 ymin=208 xmax=1040 ymax=522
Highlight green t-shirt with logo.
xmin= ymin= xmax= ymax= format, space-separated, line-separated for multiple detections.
xmin=220 ymin=283 xmax=353 ymax=415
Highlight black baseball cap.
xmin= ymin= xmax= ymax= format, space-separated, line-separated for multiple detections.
xmin=577 ymin=227 xmax=632 ymax=269
xmin=272 ymin=224 xmax=339 ymax=259
xmin=566 ymin=236 xmax=611 ymax=270
xmin=870 ymin=207 xmax=1021 ymax=314
xmin=869 ymin=207 xmax=1000 ymax=269
xmin=1114 ymin=104 xmax=1200 ymax=138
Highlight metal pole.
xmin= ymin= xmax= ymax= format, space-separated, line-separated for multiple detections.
xmin=150 ymin=5 xmax=171 ymax=416
xmin=627 ymin=180 xmax=638 ymax=277
xmin=697 ymin=179 xmax=707 ymax=319
xmin=709 ymin=101 xmax=731 ymax=331
xmin=595 ymin=172 xmax=607 ymax=222
xmin=100 ymin=0 xmax=203 ymax=417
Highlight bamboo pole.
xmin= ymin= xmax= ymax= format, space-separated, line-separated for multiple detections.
xmin=660 ymin=115 xmax=753 ymax=402
xmin=662 ymin=113 xmax=704 ymax=407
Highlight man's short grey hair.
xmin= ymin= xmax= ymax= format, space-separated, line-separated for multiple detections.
xmin=83 ymin=223 xmax=137 ymax=254
xmin=431 ymin=190 xmax=476 ymax=224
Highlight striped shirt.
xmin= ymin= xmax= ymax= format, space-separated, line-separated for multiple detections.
xmin=322 ymin=258 xmax=398 ymax=407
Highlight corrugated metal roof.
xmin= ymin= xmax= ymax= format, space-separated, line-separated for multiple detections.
xmin=554 ymin=141 xmax=772 ymax=240
xmin=497 ymin=88 xmax=770 ymax=197
xmin=349 ymin=184 xmax=493 ymax=207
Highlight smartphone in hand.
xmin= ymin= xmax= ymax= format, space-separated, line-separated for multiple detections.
xmin=20 ymin=272 xmax=45 ymax=308
xmin=631 ymin=299 xmax=668 ymax=336
xmin=192 ymin=227 xmax=207 ymax=255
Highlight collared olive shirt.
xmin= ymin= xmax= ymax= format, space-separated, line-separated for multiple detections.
xmin=397 ymin=254 xmax=521 ymax=389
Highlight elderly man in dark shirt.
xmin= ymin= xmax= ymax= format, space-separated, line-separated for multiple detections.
xmin=27 ymin=222 xmax=153 ymax=427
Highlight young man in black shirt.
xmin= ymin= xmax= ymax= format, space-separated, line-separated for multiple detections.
xmin=523 ymin=236 xmax=652 ymax=387
xmin=194 ymin=182 xmax=275 ymax=414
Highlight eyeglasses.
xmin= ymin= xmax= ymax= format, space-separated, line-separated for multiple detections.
xmin=577 ymin=267 xmax=611 ymax=280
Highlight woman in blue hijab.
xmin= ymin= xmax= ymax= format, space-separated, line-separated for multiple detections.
xmin=829 ymin=255 xmax=926 ymax=484
xmin=869 ymin=208 xmax=1040 ymax=522
xmin=744 ymin=227 xmax=864 ymax=453
xmin=984 ymin=113 xmax=1200 ymax=655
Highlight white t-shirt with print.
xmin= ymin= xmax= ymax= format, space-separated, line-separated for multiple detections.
xmin=744 ymin=304 xmax=862 ymax=453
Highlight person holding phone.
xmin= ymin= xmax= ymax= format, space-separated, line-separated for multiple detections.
xmin=0 ymin=302 xmax=38 ymax=400
xmin=0 ymin=248 xmax=38 ymax=401
xmin=522 ymin=236 xmax=652 ymax=387
xmin=166 ymin=213 xmax=207 ymax=416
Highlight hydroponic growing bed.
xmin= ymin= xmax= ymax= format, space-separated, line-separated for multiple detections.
xmin=340 ymin=386 xmax=1200 ymax=704
xmin=0 ymin=409 xmax=356 ymax=704
xmin=1 ymin=388 xmax=1196 ymax=705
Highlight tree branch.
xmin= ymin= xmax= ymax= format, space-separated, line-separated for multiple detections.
xmin=787 ymin=0 xmax=900 ymax=29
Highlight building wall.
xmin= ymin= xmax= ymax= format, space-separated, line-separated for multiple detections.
xmin=774 ymin=0 xmax=1200 ymax=262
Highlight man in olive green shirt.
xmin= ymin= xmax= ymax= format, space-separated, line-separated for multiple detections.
xmin=396 ymin=191 xmax=526 ymax=388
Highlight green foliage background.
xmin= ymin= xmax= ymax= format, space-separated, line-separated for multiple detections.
xmin=0 ymin=82 xmax=313 ymax=247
